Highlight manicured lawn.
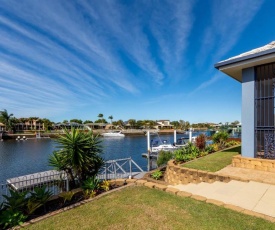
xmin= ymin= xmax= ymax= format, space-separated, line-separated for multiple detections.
xmin=25 ymin=186 xmax=275 ymax=230
xmin=183 ymin=146 xmax=241 ymax=172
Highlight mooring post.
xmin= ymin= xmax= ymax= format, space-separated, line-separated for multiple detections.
xmin=147 ymin=130 xmax=151 ymax=171
xmin=189 ymin=128 xmax=192 ymax=143
xmin=174 ymin=129 xmax=177 ymax=145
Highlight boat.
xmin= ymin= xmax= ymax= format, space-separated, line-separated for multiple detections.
xmin=175 ymin=137 xmax=189 ymax=147
xmin=151 ymin=139 xmax=179 ymax=153
xmin=102 ymin=131 xmax=125 ymax=137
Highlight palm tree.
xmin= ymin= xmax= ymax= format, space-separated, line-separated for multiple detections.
xmin=0 ymin=109 xmax=14 ymax=131
xmin=49 ymin=128 xmax=104 ymax=187
xmin=108 ymin=115 xmax=113 ymax=124
xmin=98 ymin=113 xmax=103 ymax=122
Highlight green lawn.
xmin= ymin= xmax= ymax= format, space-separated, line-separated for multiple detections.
xmin=25 ymin=186 xmax=275 ymax=230
xmin=183 ymin=146 xmax=241 ymax=172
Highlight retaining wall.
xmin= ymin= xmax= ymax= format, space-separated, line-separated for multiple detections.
xmin=164 ymin=160 xmax=232 ymax=185
xmin=232 ymin=155 xmax=275 ymax=172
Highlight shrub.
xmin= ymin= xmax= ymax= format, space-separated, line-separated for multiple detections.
xmin=212 ymin=131 xmax=229 ymax=149
xmin=195 ymin=134 xmax=206 ymax=150
xmin=82 ymin=176 xmax=101 ymax=192
xmin=0 ymin=188 xmax=53 ymax=229
xmin=199 ymin=151 xmax=208 ymax=157
xmin=173 ymin=149 xmax=185 ymax=162
xmin=205 ymin=145 xmax=215 ymax=153
xmin=157 ymin=151 xmax=173 ymax=166
xmin=101 ymin=180 xmax=110 ymax=192
xmin=225 ymin=140 xmax=241 ymax=148
xmin=184 ymin=143 xmax=200 ymax=157
xmin=59 ymin=191 xmax=75 ymax=205
xmin=151 ymin=170 xmax=163 ymax=180
xmin=0 ymin=209 xmax=27 ymax=229
xmin=173 ymin=143 xmax=200 ymax=163
xmin=29 ymin=185 xmax=53 ymax=207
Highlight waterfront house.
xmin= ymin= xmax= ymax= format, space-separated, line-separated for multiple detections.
xmin=0 ymin=122 xmax=4 ymax=131
xmin=215 ymin=41 xmax=275 ymax=160
xmin=155 ymin=120 xmax=173 ymax=129
xmin=83 ymin=123 xmax=107 ymax=130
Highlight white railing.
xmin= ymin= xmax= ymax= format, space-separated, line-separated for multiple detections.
xmin=0 ymin=170 xmax=68 ymax=204
xmin=0 ymin=158 xmax=144 ymax=204
xmin=97 ymin=157 xmax=144 ymax=180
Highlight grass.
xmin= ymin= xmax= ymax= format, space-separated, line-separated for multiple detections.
xmin=183 ymin=146 xmax=241 ymax=172
xmin=25 ymin=186 xmax=275 ymax=230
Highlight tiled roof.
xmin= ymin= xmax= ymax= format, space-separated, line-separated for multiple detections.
xmin=218 ymin=41 xmax=275 ymax=64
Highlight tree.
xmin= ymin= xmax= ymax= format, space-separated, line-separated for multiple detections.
xmin=128 ymin=119 xmax=136 ymax=129
xmin=0 ymin=109 xmax=14 ymax=131
xmin=83 ymin=120 xmax=93 ymax=124
xmin=42 ymin=118 xmax=53 ymax=131
xmin=171 ymin=121 xmax=180 ymax=129
xmin=108 ymin=115 xmax=113 ymax=124
xmin=231 ymin=120 xmax=240 ymax=126
xmin=63 ymin=120 xmax=68 ymax=123
xmin=113 ymin=120 xmax=124 ymax=128
xmin=97 ymin=114 xmax=104 ymax=123
xmin=48 ymin=128 xmax=104 ymax=187
xmin=70 ymin=119 xmax=83 ymax=124
xmin=94 ymin=119 xmax=107 ymax=124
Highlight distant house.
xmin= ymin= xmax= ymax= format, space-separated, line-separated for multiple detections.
xmin=155 ymin=120 xmax=173 ymax=129
xmin=0 ymin=122 xmax=5 ymax=131
xmin=215 ymin=41 xmax=275 ymax=159
xmin=84 ymin=123 xmax=107 ymax=130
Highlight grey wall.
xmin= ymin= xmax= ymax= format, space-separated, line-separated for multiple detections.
xmin=242 ymin=67 xmax=255 ymax=158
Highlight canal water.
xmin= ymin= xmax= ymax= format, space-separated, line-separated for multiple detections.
xmin=0 ymin=134 xmax=177 ymax=182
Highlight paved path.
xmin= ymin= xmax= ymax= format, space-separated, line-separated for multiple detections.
xmin=169 ymin=180 xmax=275 ymax=217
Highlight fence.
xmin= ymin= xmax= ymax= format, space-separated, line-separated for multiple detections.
xmin=0 ymin=170 xmax=68 ymax=204
xmin=97 ymin=157 xmax=144 ymax=180
xmin=0 ymin=158 xmax=144 ymax=204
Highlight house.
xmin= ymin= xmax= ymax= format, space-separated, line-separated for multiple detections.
xmin=0 ymin=122 xmax=5 ymax=131
xmin=155 ymin=120 xmax=173 ymax=129
xmin=215 ymin=41 xmax=275 ymax=160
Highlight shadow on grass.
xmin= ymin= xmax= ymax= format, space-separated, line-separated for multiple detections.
xmin=222 ymin=146 xmax=241 ymax=154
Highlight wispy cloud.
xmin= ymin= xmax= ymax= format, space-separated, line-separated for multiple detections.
xmin=193 ymin=0 xmax=263 ymax=93
xmin=149 ymin=0 xmax=195 ymax=79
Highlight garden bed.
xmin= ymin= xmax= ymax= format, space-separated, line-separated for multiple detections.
xmin=0 ymin=179 xmax=131 ymax=229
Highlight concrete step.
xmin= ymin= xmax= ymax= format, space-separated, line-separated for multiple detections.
xmin=173 ymin=182 xmax=210 ymax=193
xmin=170 ymin=180 xmax=275 ymax=217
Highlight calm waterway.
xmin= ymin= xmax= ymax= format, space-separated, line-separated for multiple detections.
xmin=0 ymin=134 xmax=179 ymax=182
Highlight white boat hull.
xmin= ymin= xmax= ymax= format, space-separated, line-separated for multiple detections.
xmin=102 ymin=131 xmax=125 ymax=137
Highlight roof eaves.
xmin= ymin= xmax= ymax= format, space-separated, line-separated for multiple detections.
xmin=215 ymin=47 xmax=275 ymax=69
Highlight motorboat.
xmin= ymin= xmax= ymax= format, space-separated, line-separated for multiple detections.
xmin=175 ymin=137 xmax=189 ymax=147
xmin=151 ymin=139 xmax=179 ymax=153
xmin=102 ymin=131 xmax=125 ymax=137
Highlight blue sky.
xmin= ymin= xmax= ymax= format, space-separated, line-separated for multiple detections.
xmin=0 ymin=0 xmax=274 ymax=123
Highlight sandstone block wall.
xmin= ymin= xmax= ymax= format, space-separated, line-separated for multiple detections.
xmin=164 ymin=160 xmax=231 ymax=185
xmin=232 ymin=155 xmax=275 ymax=172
